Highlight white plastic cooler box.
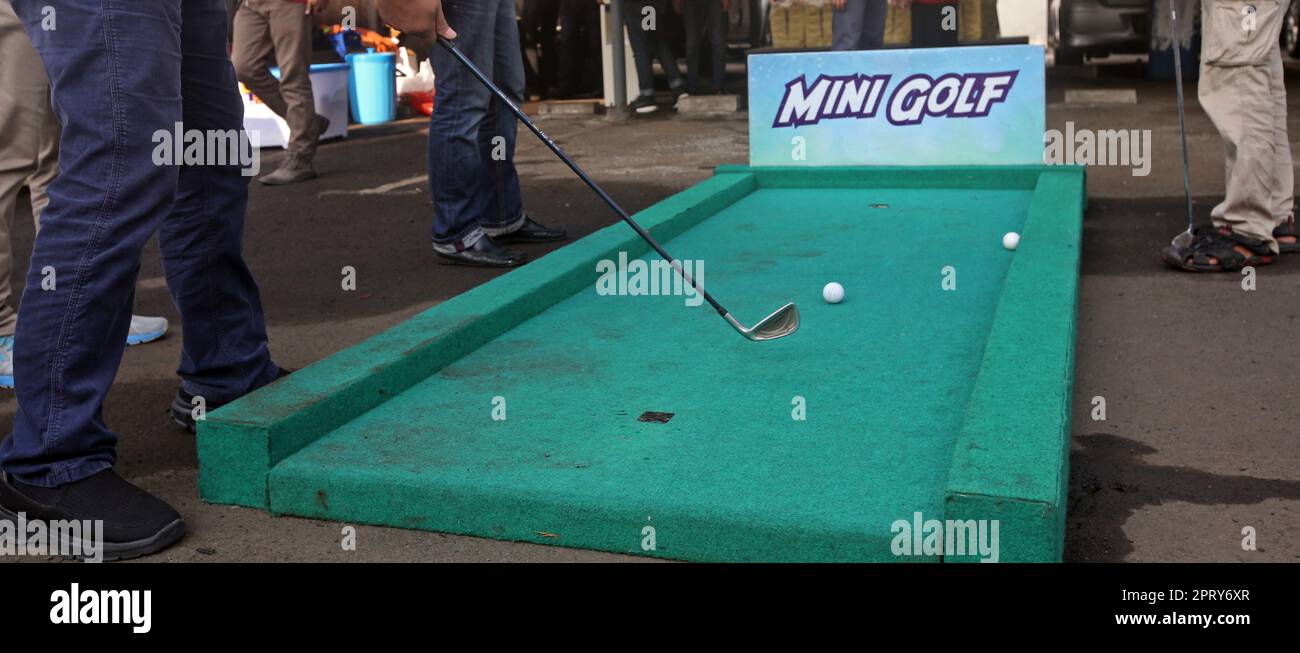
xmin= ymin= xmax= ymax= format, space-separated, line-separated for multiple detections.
xmin=241 ymin=62 xmax=350 ymax=149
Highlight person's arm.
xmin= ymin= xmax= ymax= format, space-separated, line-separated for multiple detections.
xmin=375 ymin=0 xmax=457 ymax=40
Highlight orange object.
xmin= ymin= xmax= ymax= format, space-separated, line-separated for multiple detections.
xmin=404 ymin=90 xmax=435 ymax=116
xmin=326 ymin=25 xmax=397 ymax=53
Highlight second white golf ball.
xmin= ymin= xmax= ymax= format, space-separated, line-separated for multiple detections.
xmin=823 ymin=282 xmax=845 ymax=304
xmin=1002 ymin=232 xmax=1021 ymax=251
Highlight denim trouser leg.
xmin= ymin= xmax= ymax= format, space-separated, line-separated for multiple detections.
xmin=623 ymin=0 xmax=684 ymax=94
xmin=646 ymin=0 xmax=684 ymax=89
xmin=558 ymin=0 xmax=600 ymax=97
xmin=622 ymin=2 xmax=656 ymax=96
xmin=484 ymin=0 xmax=527 ymax=236
xmin=832 ymin=0 xmax=888 ymax=51
xmin=429 ymin=0 xmax=526 ymax=247
xmin=707 ymin=1 xmax=726 ymax=91
xmin=685 ymin=0 xmax=727 ymax=93
xmin=0 ymin=0 xmax=277 ymax=487
xmin=165 ymin=3 xmax=279 ymax=402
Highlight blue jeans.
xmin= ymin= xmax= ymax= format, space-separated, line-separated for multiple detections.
xmin=1 ymin=0 xmax=279 ymax=487
xmin=623 ymin=0 xmax=685 ymax=96
xmin=428 ymin=0 xmax=528 ymax=248
xmin=832 ymin=0 xmax=888 ymax=51
xmin=684 ymin=0 xmax=727 ymax=93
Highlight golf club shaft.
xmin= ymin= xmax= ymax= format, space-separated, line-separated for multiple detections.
xmin=1169 ymin=0 xmax=1194 ymax=232
xmin=437 ymin=36 xmax=730 ymax=318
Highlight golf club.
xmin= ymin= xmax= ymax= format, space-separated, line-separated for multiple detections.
xmin=436 ymin=35 xmax=799 ymax=341
xmin=1169 ymin=0 xmax=1196 ymax=249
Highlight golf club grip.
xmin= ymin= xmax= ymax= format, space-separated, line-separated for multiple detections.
xmin=435 ymin=36 xmax=729 ymax=317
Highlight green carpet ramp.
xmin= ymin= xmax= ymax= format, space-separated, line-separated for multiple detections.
xmin=197 ymin=166 xmax=1085 ymax=562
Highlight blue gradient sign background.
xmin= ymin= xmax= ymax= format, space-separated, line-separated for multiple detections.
xmin=748 ymin=45 xmax=1045 ymax=167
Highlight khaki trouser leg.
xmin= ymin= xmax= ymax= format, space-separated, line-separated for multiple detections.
xmin=0 ymin=175 xmax=17 ymax=337
xmin=1267 ymin=41 xmax=1294 ymax=223
xmin=1199 ymin=0 xmax=1290 ymax=252
xmin=231 ymin=0 xmax=318 ymax=159
xmin=0 ymin=3 xmax=59 ymax=338
xmin=27 ymin=84 xmax=61 ymax=224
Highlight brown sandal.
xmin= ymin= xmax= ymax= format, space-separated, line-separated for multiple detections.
xmin=1162 ymin=226 xmax=1275 ymax=272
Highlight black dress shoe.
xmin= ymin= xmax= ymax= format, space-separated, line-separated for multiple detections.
xmin=436 ymin=236 xmax=529 ymax=267
xmin=171 ymin=366 xmax=293 ymax=432
xmin=0 ymin=469 xmax=186 ymax=561
xmin=489 ymin=216 xmax=568 ymax=244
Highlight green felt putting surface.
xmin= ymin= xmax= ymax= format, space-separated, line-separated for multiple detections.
xmin=198 ymin=166 xmax=1085 ymax=562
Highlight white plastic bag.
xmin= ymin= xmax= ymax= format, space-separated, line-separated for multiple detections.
xmin=395 ymin=47 xmax=435 ymax=95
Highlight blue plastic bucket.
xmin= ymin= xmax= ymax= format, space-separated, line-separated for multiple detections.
xmin=346 ymin=50 xmax=397 ymax=124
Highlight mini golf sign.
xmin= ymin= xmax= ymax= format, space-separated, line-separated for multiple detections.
xmin=748 ymin=45 xmax=1046 ymax=167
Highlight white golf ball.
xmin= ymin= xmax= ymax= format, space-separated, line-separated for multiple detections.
xmin=822 ymin=282 xmax=845 ymax=304
xmin=1002 ymin=232 xmax=1020 ymax=251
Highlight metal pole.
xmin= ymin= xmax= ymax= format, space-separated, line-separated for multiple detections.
xmin=1169 ymin=0 xmax=1195 ymax=237
xmin=610 ymin=0 xmax=628 ymax=117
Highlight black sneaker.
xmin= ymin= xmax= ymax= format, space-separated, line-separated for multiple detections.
xmin=0 ymin=469 xmax=186 ymax=561
xmin=631 ymin=95 xmax=658 ymax=114
xmin=171 ymin=367 xmax=292 ymax=432
xmin=671 ymin=84 xmax=688 ymax=110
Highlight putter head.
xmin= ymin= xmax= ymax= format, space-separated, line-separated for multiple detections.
xmin=1171 ymin=228 xmax=1195 ymax=249
xmin=729 ymin=303 xmax=800 ymax=341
